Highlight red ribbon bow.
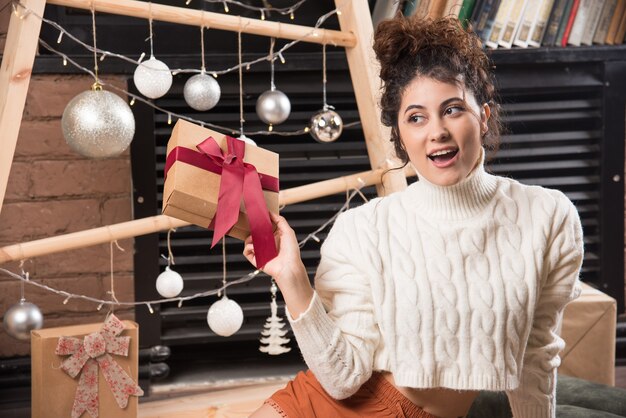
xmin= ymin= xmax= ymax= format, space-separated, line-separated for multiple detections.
xmin=55 ymin=314 xmax=143 ymax=418
xmin=196 ymin=136 xmax=278 ymax=268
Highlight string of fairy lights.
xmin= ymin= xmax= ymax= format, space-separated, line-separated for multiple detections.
xmin=14 ymin=0 xmax=356 ymax=138
xmin=2 ymin=0 xmax=363 ymax=349
xmin=1 ymin=185 xmax=370 ymax=341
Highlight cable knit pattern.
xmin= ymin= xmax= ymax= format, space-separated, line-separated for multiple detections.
xmin=287 ymin=158 xmax=583 ymax=418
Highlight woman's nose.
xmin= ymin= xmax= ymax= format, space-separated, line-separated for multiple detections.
xmin=429 ymin=118 xmax=450 ymax=142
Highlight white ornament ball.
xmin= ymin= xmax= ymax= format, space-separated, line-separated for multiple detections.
xmin=133 ymin=57 xmax=173 ymax=99
xmin=62 ymin=89 xmax=135 ymax=158
xmin=309 ymin=108 xmax=343 ymax=143
xmin=3 ymin=300 xmax=43 ymax=340
xmin=256 ymin=89 xmax=291 ymax=125
xmin=155 ymin=266 xmax=184 ymax=298
xmin=183 ymin=73 xmax=221 ymax=111
xmin=207 ymin=296 xmax=244 ymax=337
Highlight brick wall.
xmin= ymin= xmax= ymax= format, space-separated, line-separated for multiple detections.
xmin=0 ymin=74 xmax=135 ymax=357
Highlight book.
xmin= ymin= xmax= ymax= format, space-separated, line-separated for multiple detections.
xmin=429 ymin=0 xmax=449 ymax=17
xmin=555 ymin=0 xmax=577 ymax=46
xmin=485 ymin=0 xmax=515 ymax=48
xmin=415 ymin=0 xmax=432 ymax=17
xmin=567 ymin=0 xmax=593 ymax=46
xmin=605 ymin=0 xmax=626 ymax=44
xmin=499 ymin=0 xmax=529 ymax=48
xmin=514 ymin=0 xmax=543 ymax=47
xmin=403 ymin=0 xmax=421 ymax=15
xmin=592 ymin=0 xmax=618 ymax=44
xmin=543 ymin=0 xmax=571 ymax=46
xmin=458 ymin=0 xmax=477 ymax=25
xmin=528 ymin=0 xmax=556 ymax=46
xmin=474 ymin=0 xmax=502 ymax=41
xmin=613 ymin=4 xmax=626 ymax=43
xmin=580 ymin=0 xmax=606 ymax=45
xmin=470 ymin=0 xmax=485 ymax=23
xmin=372 ymin=0 xmax=402 ymax=27
xmin=560 ymin=0 xmax=581 ymax=46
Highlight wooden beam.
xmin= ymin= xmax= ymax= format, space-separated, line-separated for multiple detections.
xmin=0 ymin=0 xmax=47 ymax=214
xmin=335 ymin=0 xmax=407 ymax=196
xmin=46 ymin=0 xmax=356 ymax=47
xmin=0 ymin=166 xmax=416 ymax=264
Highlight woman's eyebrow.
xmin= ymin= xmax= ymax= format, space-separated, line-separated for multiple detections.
xmin=403 ymin=97 xmax=464 ymax=114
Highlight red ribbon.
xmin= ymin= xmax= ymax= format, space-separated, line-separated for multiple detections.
xmin=55 ymin=314 xmax=143 ymax=418
xmin=165 ymin=136 xmax=278 ymax=268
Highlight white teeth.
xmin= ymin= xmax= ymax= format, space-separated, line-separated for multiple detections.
xmin=430 ymin=149 xmax=456 ymax=157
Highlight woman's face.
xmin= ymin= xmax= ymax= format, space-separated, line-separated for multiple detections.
xmin=397 ymin=76 xmax=490 ymax=187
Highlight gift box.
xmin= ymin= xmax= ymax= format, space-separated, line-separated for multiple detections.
xmin=559 ymin=282 xmax=617 ymax=386
xmin=162 ymin=119 xmax=279 ymax=242
xmin=31 ymin=317 xmax=141 ymax=418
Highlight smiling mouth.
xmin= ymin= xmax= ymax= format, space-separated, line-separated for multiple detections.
xmin=428 ymin=148 xmax=459 ymax=164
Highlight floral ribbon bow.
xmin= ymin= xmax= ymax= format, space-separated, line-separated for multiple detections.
xmin=197 ymin=135 xmax=278 ymax=268
xmin=55 ymin=314 xmax=143 ymax=418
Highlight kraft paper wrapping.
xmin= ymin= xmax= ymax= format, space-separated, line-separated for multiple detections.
xmin=560 ymin=282 xmax=617 ymax=386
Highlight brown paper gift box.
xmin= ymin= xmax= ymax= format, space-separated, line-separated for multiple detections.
xmin=162 ymin=119 xmax=279 ymax=240
xmin=560 ymin=282 xmax=617 ymax=386
xmin=31 ymin=320 xmax=139 ymax=418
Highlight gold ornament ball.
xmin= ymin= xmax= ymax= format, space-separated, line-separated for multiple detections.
xmin=309 ymin=108 xmax=343 ymax=143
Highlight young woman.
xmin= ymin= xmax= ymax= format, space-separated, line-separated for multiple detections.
xmin=245 ymin=15 xmax=584 ymax=418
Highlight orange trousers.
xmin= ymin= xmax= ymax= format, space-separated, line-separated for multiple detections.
xmin=266 ymin=370 xmax=438 ymax=418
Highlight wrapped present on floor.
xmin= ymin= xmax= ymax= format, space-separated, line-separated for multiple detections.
xmin=31 ymin=315 xmax=142 ymax=418
xmin=163 ymin=119 xmax=279 ymax=267
xmin=560 ymin=282 xmax=617 ymax=386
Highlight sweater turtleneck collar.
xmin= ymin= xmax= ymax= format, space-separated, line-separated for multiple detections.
xmin=406 ymin=148 xmax=499 ymax=221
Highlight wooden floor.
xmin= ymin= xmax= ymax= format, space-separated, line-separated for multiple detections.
xmin=138 ymin=367 xmax=626 ymax=418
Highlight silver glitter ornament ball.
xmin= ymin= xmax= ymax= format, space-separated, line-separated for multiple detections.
xmin=207 ymin=296 xmax=244 ymax=337
xmin=3 ymin=300 xmax=43 ymax=340
xmin=62 ymin=89 xmax=135 ymax=158
xmin=256 ymin=89 xmax=291 ymax=125
xmin=309 ymin=108 xmax=343 ymax=143
xmin=133 ymin=57 xmax=173 ymax=99
xmin=183 ymin=73 xmax=221 ymax=111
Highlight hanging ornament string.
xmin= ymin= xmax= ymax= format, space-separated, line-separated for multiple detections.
xmin=200 ymin=22 xmax=206 ymax=74
xmin=166 ymin=228 xmax=175 ymax=266
xmin=269 ymin=37 xmax=276 ymax=91
xmin=218 ymin=239 xmax=227 ymax=298
xmin=90 ymin=1 xmax=100 ymax=87
xmin=322 ymin=42 xmax=328 ymax=110
xmin=238 ymin=27 xmax=245 ymax=138
xmin=106 ymin=240 xmax=125 ymax=312
xmin=148 ymin=1 xmax=155 ymax=59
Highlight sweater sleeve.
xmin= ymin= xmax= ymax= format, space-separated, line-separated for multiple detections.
xmin=506 ymin=194 xmax=584 ymax=418
xmin=286 ymin=210 xmax=381 ymax=400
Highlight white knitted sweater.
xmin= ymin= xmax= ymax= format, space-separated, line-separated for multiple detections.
xmin=287 ymin=160 xmax=584 ymax=418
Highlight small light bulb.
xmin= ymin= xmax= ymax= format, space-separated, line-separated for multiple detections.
xmin=212 ymin=72 xmax=218 ymax=78
xmin=138 ymin=52 xmax=146 ymax=63
xmin=261 ymin=10 xmax=265 ymax=20
xmin=63 ymin=56 xmax=67 ymax=66
xmin=100 ymin=53 xmax=106 ymax=61
xmin=268 ymin=124 xmax=273 ymax=132
xmin=337 ymin=10 xmax=342 ymax=16
xmin=97 ymin=302 xmax=104 ymax=311
xmin=167 ymin=113 xmax=172 ymax=125
xmin=278 ymin=52 xmax=286 ymax=64
xmin=311 ymin=234 xmax=321 ymax=243
xmin=57 ymin=31 xmax=64 ymax=44
xmin=147 ymin=303 xmax=154 ymax=314
xmin=130 ymin=97 xmax=136 ymax=106
xmin=290 ymin=12 xmax=294 ymax=20
xmin=223 ymin=1 xmax=229 ymax=12
xmin=246 ymin=63 xmax=251 ymax=70
xmin=178 ymin=299 xmax=184 ymax=308
xmin=304 ymin=126 xmax=310 ymax=133
xmin=63 ymin=296 xmax=71 ymax=305
xmin=186 ymin=0 xmax=192 ymax=4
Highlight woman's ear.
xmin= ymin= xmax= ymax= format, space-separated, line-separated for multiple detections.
xmin=481 ymin=103 xmax=491 ymax=135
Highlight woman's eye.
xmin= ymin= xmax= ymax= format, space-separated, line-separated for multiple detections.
xmin=445 ymin=105 xmax=464 ymax=115
xmin=409 ymin=114 xmax=425 ymax=123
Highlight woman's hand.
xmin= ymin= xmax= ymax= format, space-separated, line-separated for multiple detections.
xmin=243 ymin=212 xmax=314 ymax=318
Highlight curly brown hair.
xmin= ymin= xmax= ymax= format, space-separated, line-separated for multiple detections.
xmin=373 ymin=16 xmax=501 ymax=164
